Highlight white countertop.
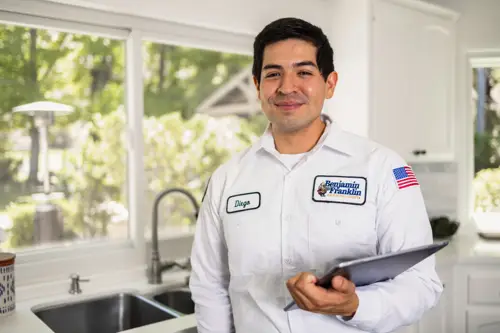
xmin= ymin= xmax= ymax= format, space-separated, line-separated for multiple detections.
xmin=2 ymin=223 xmax=500 ymax=333
xmin=0 ymin=269 xmax=198 ymax=333
xmin=434 ymin=223 xmax=500 ymax=266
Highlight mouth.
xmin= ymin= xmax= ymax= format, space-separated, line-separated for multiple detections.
xmin=274 ymin=103 xmax=303 ymax=111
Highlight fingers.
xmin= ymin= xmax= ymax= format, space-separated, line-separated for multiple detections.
xmin=331 ymin=275 xmax=355 ymax=295
xmin=287 ymin=273 xmax=314 ymax=309
xmin=286 ymin=272 xmax=317 ymax=289
xmin=286 ymin=272 xmax=359 ymax=316
xmin=287 ymin=273 xmax=333 ymax=310
xmin=290 ymin=285 xmax=312 ymax=310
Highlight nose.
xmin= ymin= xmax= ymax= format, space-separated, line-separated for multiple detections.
xmin=278 ymin=72 xmax=297 ymax=95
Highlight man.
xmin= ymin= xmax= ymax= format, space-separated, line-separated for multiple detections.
xmin=189 ymin=17 xmax=443 ymax=333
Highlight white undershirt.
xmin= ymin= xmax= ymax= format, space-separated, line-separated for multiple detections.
xmin=279 ymin=153 xmax=306 ymax=169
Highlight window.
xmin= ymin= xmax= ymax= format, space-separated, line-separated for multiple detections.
xmin=471 ymin=62 xmax=500 ymax=235
xmin=0 ymin=22 xmax=129 ymax=251
xmin=141 ymin=41 xmax=267 ymax=238
xmin=0 ymin=2 xmax=258 ymax=292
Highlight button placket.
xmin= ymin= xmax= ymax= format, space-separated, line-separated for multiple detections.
xmin=281 ymin=173 xmax=293 ymax=272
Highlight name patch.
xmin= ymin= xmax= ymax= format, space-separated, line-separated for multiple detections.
xmin=312 ymin=175 xmax=367 ymax=205
xmin=226 ymin=192 xmax=261 ymax=214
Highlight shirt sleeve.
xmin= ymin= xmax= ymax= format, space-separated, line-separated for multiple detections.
xmin=189 ymin=175 xmax=234 ymax=333
xmin=338 ymin=152 xmax=444 ymax=333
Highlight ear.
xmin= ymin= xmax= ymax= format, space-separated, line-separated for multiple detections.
xmin=325 ymin=71 xmax=338 ymax=99
xmin=253 ymin=75 xmax=261 ymax=99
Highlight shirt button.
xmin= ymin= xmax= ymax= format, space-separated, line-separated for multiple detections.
xmin=284 ymin=215 xmax=291 ymax=222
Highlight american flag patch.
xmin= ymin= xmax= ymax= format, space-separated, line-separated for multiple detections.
xmin=392 ymin=166 xmax=419 ymax=189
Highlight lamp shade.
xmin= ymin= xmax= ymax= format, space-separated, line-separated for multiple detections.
xmin=12 ymin=101 xmax=74 ymax=116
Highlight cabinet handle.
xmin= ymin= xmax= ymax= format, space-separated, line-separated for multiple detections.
xmin=412 ymin=149 xmax=427 ymax=156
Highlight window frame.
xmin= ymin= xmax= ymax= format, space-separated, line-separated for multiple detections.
xmin=0 ymin=0 xmax=254 ymax=293
xmin=462 ymin=50 xmax=500 ymax=230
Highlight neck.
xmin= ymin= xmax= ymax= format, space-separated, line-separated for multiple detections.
xmin=272 ymin=117 xmax=326 ymax=154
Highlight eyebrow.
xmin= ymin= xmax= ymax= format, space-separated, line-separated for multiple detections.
xmin=262 ymin=61 xmax=318 ymax=71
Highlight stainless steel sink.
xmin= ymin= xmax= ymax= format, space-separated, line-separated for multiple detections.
xmin=33 ymin=292 xmax=180 ymax=333
xmin=152 ymin=288 xmax=195 ymax=315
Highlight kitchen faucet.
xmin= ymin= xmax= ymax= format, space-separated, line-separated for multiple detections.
xmin=147 ymin=187 xmax=200 ymax=284
xmin=68 ymin=273 xmax=90 ymax=294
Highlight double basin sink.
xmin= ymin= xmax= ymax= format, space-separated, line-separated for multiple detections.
xmin=31 ymin=287 xmax=195 ymax=333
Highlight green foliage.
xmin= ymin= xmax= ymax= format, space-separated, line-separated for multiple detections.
xmin=474 ymin=132 xmax=500 ymax=173
xmin=56 ymin=110 xmax=126 ymax=238
xmin=144 ymin=110 xmax=258 ymax=190
xmin=0 ymin=27 xmax=75 ymax=127
xmin=0 ymin=139 xmax=22 ymax=182
xmin=4 ymin=200 xmax=35 ymax=248
xmin=473 ymin=168 xmax=500 ymax=212
xmin=3 ymin=195 xmax=76 ymax=249
xmin=473 ymin=67 xmax=500 ymax=175
xmin=143 ymin=42 xmax=252 ymax=119
xmin=4 ymin=108 xmax=263 ymax=245
xmin=143 ymin=111 xmax=258 ymax=227
xmin=473 ymin=67 xmax=500 ymax=212
xmin=0 ymin=21 xmax=261 ymax=248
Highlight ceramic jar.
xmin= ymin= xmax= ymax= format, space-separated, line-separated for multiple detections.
xmin=0 ymin=252 xmax=15 ymax=316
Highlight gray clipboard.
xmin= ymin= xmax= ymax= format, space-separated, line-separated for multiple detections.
xmin=283 ymin=241 xmax=449 ymax=311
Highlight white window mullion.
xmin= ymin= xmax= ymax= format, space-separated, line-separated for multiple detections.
xmin=126 ymin=28 xmax=146 ymax=262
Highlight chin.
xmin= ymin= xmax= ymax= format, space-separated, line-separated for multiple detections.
xmin=275 ymin=119 xmax=314 ymax=133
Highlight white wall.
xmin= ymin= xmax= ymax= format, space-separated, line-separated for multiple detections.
xmin=44 ymin=0 xmax=332 ymax=36
xmin=425 ymin=0 xmax=500 ymax=50
xmin=424 ymin=0 xmax=500 ymax=224
xmin=323 ymin=0 xmax=371 ymax=137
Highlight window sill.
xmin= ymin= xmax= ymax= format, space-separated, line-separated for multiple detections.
xmin=14 ymin=227 xmax=195 ymax=294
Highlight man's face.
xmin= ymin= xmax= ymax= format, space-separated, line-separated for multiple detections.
xmin=254 ymin=38 xmax=337 ymax=134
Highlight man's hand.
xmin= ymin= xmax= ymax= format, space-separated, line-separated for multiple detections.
xmin=286 ymin=272 xmax=359 ymax=317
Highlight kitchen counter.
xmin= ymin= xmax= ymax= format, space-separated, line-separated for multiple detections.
xmin=0 ymin=269 xmax=198 ymax=333
xmin=434 ymin=222 xmax=500 ymax=266
xmin=2 ymin=223 xmax=500 ymax=333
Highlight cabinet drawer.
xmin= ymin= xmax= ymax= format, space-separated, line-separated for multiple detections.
xmin=467 ymin=308 xmax=500 ymax=333
xmin=468 ymin=275 xmax=500 ymax=305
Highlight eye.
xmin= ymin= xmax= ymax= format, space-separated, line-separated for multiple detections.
xmin=298 ymin=71 xmax=312 ymax=76
xmin=264 ymin=72 xmax=280 ymax=78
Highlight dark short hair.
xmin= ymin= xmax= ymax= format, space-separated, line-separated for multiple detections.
xmin=252 ymin=17 xmax=334 ymax=84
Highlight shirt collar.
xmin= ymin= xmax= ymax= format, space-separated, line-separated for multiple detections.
xmin=256 ymin=113 xmax=356 ymax=156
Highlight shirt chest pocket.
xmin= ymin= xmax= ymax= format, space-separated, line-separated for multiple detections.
xmin=221 ymin=193 xmax=281 ymax=274
xmin=307 ymin=202 xmax=378 ymax=267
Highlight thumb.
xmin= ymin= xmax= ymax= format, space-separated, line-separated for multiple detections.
xmin=332 ymin=275 xmax=352 ymax=293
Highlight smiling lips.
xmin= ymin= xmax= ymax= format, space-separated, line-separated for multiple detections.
xmin=274 ymin=101 xmax=304 ymax=111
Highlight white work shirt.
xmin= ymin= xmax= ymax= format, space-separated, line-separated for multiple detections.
xmin=189 ymin=114 xmax=443 ymax=333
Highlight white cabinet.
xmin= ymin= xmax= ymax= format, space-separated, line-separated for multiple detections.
xmin=467 ymin=308 xmax=500 ymax=333
xmin=392 ymin=263 xmax=452 ymax=333
xmin=370 ymin=0 xmax=457 ymax=163
xmin=368 ymin=0 xmax=458 ymax=162
xmin=452 ymin=265 xmax=500 ymax=333
xmin=327 ymin=0 xmax=459 ymax=163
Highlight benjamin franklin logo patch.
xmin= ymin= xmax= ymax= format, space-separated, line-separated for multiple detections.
xmin=312 ymin=175 xmax=367 ymax=205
